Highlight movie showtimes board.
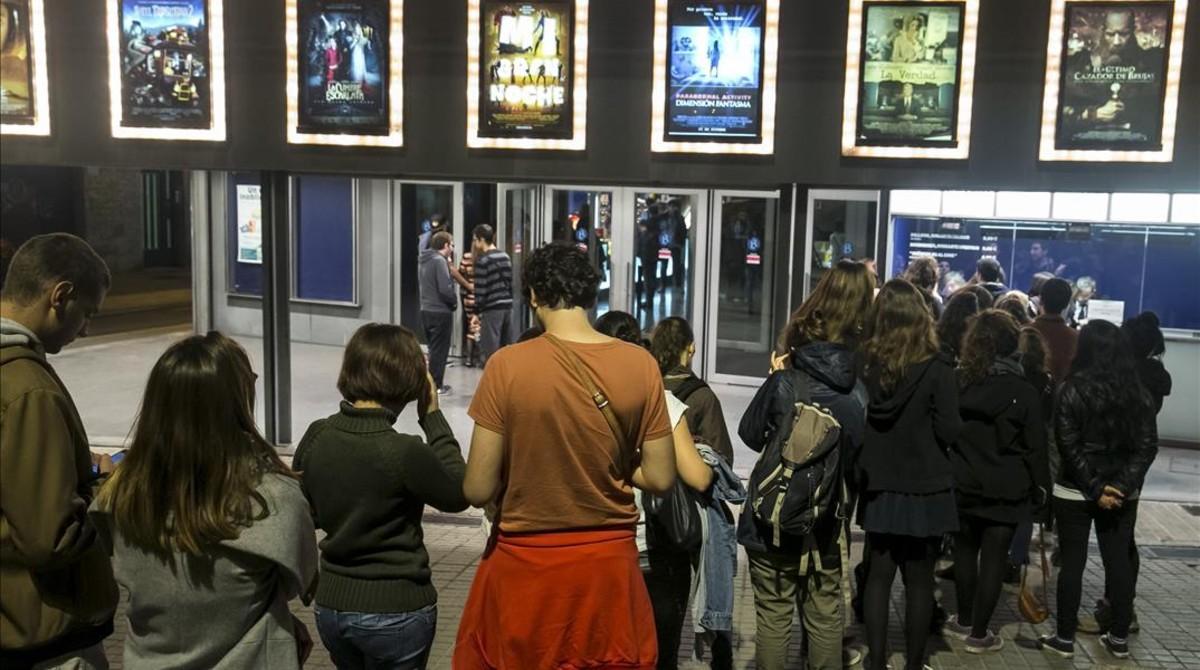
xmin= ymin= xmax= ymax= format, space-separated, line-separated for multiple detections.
xmin=477 ymin=0 xmax=575 ymax=139
xmin=663 ymin=1 xmax=766 ymax=142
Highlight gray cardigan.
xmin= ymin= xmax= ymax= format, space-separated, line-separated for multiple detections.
xmin=91 ymin=473 xmax=317 ymax=669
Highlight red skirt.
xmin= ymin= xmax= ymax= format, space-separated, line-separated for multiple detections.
xmin=453 ymin=528 xmax=657 ymax=670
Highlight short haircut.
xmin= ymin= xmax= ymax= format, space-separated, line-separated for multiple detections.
xmin=473 ymin=224 xmax=496 ymax=245
xmin=523 ymin=241 xmax=600 ymax=310
xmin=976 ymin=257 xmax=1004 ymax=283
xmin=1029 ymin=271 xmax=1055 ymax=297
xmin=430 ymin=231 xmax=454 ymax=251
xmin=1040 ymin=277 xmax=1072 ymax=313
xmin=1 ymin=233 xmax=111 ymax=305
xmin=594 ymin=311 xmax=644 ymax=347
xmin=337 ymin=323 xmax=427 ymax=408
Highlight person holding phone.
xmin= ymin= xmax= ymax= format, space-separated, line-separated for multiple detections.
xmin=90 ymin=332 xmax=318 ymax=669
xmin=295 ymin=323 xmax=468 ymax=669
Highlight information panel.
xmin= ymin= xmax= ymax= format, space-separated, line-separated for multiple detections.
xmin=295 ymin=0 xmax=392 ymax=137
xmin=116 ymin=0 xmax=213 ymax=129
xmin=477 ymin=0 xmax=574 ymax=139
xmin=1054 ymin=2 xmax=1173 ymax=152
xmin=664 ymin=1 xmax=765 ymax=142
xmin=855 ymin=1 xmax=965 ymax=148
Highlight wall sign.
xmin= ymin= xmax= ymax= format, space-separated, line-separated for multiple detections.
xmin=106 ymin=0 xmax=227 ymax=140
xmin=651 ymin=0 xmax=779 ymax=154
xmin=286 ymin=0 xmax=403 ymax=146
xmin=841 ymin=0 xmax=979 ymax=159
xmin=0 ymin=0 xmax=51 ymax=136
xmin=467 ymin=0 xmax=588 ymax=150
xmin=1039 ymin=0 xmax=1189 ymax=162
xmin=236 ymin=183 xmax=263 ymax=264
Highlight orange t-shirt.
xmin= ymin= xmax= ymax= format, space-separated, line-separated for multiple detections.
xmin=468 ymin=335 xmax=674 ymax=533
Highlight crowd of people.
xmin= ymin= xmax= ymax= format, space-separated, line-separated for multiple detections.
xmin=0 ymin=233 xmax=1173 ymax=670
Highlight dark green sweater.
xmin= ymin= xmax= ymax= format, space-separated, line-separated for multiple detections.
xmin=294 ymin=403 xmax=467 ymax=613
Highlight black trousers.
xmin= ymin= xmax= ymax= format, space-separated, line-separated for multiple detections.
xmin=863 ymin=533 xmax=939 ymax=670
xmin=420 ymin=310 xmax=453 ymax=388
xmin=1054 ymin=497 xmax=1139 ymax=640
xmin=642 ymin=549 xmax=692 ymax=670
xmin=952 ymin=516 xmax=1016 ymax=638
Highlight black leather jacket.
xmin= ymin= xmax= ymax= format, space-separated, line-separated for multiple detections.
xmin=1053 ymin=372 xmax=1158 ymax=500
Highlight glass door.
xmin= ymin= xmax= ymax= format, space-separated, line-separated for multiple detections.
xmin=627 ymin=190 xmax=708 ymax=333
xmin=395 ymin=181 xmax=464 ymax=347
xmin=545 ymin=186 xmax=620 ymax=317
xmin=804 ymin=190 xmax=880 ymax=298
xmin=497 ymin=184 xmax=541 ymax=337
xmin=706 ymin=190 xmax=781 ymax=385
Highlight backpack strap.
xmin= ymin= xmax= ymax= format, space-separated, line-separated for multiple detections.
xmin=544 ymin=334 xmax=627 ymax=451
xmin=671 ymin=374 xmax=709 ymax=404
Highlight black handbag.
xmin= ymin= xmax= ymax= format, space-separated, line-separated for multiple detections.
xmin=645 ymin=478 xmax=702 ymax=553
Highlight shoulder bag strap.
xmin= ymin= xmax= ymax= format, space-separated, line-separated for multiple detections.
xmin=543 ymin=334 xmax=627 ymax=449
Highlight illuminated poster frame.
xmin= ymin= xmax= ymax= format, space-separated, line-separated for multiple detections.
xmin=1038 ymin=0 xmax=1189 ymax=163
xmin=841 ymin=0 xmax=979 ymax=159
xmin=105 ymin=0 xmax=227 ymax=141
xmin=0 ymin=0 xmax=51 ymax=136
xmin=650 ymin=0 xmax=779 ymax=155
xmin=466 ymin=0 xmax=589 ymax=150
xmin=285 ymin=0 xmax=403 ymax=146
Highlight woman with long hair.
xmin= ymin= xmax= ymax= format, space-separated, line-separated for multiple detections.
xmin=650 ymin=316 xmax=735 ymax=466
xmin=91 ymin=332 xmax=317 ymax=668
xmin=944 ymin=311 xmax=1049 ymax=653
xmin=739 ymin=259 xmax=875 ymax=670
xmin=455 ymin=243 xmax=676 ymax=669
xmin=595 ymin=311 xmax=714 ymax=670
xmin=858 ymin=279 xmax=962 ymax=670
xmin=1038 ymin=321 xmax=1157 ymax=661
xmin=295 ymin=323 xmax=467 ymax=669
xmin=937 ymin=290 xmax=981 ymax=362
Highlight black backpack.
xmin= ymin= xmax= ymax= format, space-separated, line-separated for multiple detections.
xmin=643 ymin=375 xmax=710 ymax=552
xmin=746 ymin=370 xmax=843 ymax=547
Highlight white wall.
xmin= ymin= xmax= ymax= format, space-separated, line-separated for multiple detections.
xmin=210 ymin=173 xmax=393 ymax=346
xmin=1160 ymin=339 xmax=1200 ymax=444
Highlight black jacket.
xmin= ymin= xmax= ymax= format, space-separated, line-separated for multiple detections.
xmin=950 ymin=357 xmax=1050 ymax=511
xmin=860 ymin=354 xmax=961 ymax=494
xmin=737 ymin=342 xmax=866 ymax=556
xmin=1054 ymin=373 xmax=1158 ymax=500
xmin=1136 ymin=358 xmax=1172 ymax=414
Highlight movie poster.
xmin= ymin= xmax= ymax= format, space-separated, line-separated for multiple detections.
xmin=664 ymin=1 xmax=764 ymax=141
xmin=117 ymin=0 xmax=211 ymax=129
xmin=1055 ymin=2 xmax=1172 ymax=151
xmin=296 ymin=0 xmax=390 ymax=136
xmin=856 ymin=2 xmax=965 ymax=147
xmin=236 ymin=184 xmax=262 ymax=264
xmin=0 ymin=0 xmax=35 ymax=125
xmin=478 ymin=1 xmax=573 ymax=139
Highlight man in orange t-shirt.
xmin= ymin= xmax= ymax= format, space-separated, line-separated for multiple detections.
xmin=454 ymin=242 xmax=675 ymax=670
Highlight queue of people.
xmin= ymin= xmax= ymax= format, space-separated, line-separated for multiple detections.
xmin=0 ymin=233 xmax=1171 ymax=670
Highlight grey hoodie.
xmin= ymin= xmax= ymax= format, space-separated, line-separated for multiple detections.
xmin=418 ymin=249 xmax=458 ymax=313
xmin=90 ymin=474 xmax=317 ymax=670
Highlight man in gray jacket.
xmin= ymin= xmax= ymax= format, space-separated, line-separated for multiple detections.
xmin=419 ymin=231 xmax=458 ymax=394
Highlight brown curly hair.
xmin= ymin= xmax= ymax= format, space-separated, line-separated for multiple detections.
xmin=958 ymin=309 xmax=1020 ymax=388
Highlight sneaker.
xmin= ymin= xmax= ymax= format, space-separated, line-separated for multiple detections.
xmin=842 ymin=645 xmax=864 ymax=667
xmin=1077 ymin=613 xmax=1104 ymax=635
xmin=965 ymin=631 xmax=1004 ymax=654
xmin=1092 ymin=598 xmax=1139 ymax=635
xmin=1100 ymin=632 xmax=1131 ymax=659
xmin=943 ymin=614 xmax=972 ymax=640
xmin=437 ymin=385 xmax=453 ymax=396
xmin=935 ymin=562 xmax=956 ymax=580
xmin=1038 ymin=634 xmax=1075 ymax=658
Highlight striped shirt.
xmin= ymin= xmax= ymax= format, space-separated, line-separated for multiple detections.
xmin=474 ymin=248 xmax=513 ymax=312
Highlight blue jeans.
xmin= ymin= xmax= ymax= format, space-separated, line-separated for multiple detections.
xmin=315 ymin=605 xmax=437 ymax=670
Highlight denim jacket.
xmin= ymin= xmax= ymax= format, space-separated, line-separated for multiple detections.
xmin=690 ymin=445 xmax=747 ymax=633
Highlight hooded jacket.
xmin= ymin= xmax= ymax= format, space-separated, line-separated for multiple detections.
xmin=950 ymin=356 xmax=1050 ymax=510
xmin=737 ymin=342 xmax=866 ymax=557
xmin=860 ymin=354 xmax=961 ymax=495
xmin=0 ymin=318 xmax=118 ymax=665
xmin=418 ymin=249 xmax=458 ymax=314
